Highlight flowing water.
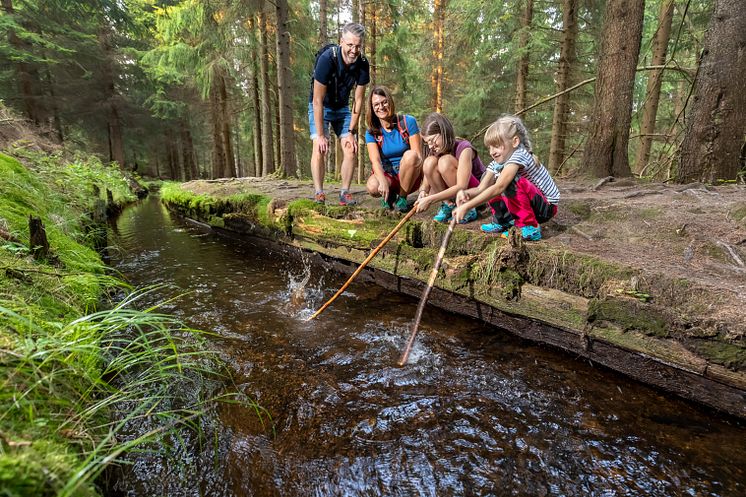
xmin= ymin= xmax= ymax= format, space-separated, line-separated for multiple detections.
xmin=110 ymin=197 xmax=745 ymax=497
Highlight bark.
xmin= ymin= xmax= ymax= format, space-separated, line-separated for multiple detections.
xmin=514 ymin=0 xmax=534 ymax=113
xmin=259 ymin=10 xmax=275 ymax=176
xmin=218 ymin=73 xmax=236 ymax=178
xmin=582 ymin=0 xmax=645 ymax=178
xmin=276 ymin=0 xmax=297 ymax=177
xmin=548 ymin=0 xmax=578 ymax=173
xmin=678 ymin=0 xmax=746 ymax=183
xmin=634 ymin=0 xmax=674 ymax=175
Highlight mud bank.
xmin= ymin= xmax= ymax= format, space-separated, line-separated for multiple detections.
xmin=160 ymin=178 xmax=746 ymax=419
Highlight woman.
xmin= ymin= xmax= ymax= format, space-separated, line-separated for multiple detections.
xmin=364 ymin=86 xmax=423 ymax=212
xmin=415 ymin=112 xmax=485 ymax=223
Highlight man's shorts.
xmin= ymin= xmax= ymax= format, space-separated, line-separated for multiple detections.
xmin=308 ymin=103 xmax=352 ymax=140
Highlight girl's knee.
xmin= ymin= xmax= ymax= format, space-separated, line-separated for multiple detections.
xmin=437 ymin=155 xmax=457 ymax=174
xmin=422 ymin=155 xmax=438 ymax=175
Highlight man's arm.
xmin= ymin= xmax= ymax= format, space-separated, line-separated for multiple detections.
xmin=313 ymin=80 xmax=328 ymax=154
xmin=350 ymin=84 xmax=367 ymax=132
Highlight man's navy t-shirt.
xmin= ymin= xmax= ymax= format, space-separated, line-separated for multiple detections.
xmin=309 ymin=46 xmax=370 ymax=110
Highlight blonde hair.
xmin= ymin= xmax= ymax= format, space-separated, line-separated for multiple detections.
xmin=484 ymin=115 xmax=532 ymax=152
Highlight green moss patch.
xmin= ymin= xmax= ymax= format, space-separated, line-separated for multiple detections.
xmin=587 ymin=297 xmax=670 ymax=337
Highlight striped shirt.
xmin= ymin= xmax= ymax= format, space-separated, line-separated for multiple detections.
xmin=487 ymin=146 xmax=560 ymax=205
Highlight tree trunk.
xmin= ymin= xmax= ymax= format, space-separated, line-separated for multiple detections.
xmin=259 ymin=10 xmax=275 ymax=176
xmin=582 ymin=0 xmax=645 ymax=178
xmin=1 ymin=0 xmax=43 ymax=125
xmin=319 ymin=0 xmax=328 ymax=44
xmin=209 ymin=81 xmax=225 ymax=179
xmin=678 ymin=0 xmax=746 ymax=183
xmin=276 ymin=0 xmax=296 ymax=178
xmin=514 ymin=0 xmax=534 ymax=113
xmin=98 ymin=25 xmax=125 ymax=167
xmin=548 ymin=0 xmax=578 ymax=173
xmin=248 ymin=16 xmax=262 ymax=177
xmin=634 ymin=0 xmax=674 ymax=175
xmin=431 ymin=0 xmax=446 ymax=112
xmin=28 ymin=215 xmax=50 ymax=261
xmin=218 ymin=73 xmax=235 ymax=178
xmin=180 ymin=118 xmax=197 ymax=180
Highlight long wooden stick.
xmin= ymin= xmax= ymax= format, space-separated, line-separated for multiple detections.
xmin=307 ymin=206 xmax=418 ymax=321
xmin=397 ymin=218 xmax=456 ymax=366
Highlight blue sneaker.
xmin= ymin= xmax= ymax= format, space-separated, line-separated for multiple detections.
xmin=433 ymin=202 xmax=455 ymax=223
xmin=459 ymin=207 xmax=478 ymax=224
xmin=501 ymin=225 xmax=542 ymax=241
xmin=394 ymin=195 xmax=410 ymax=213
xmin=481 ymin=218 xmax=513 ymax=233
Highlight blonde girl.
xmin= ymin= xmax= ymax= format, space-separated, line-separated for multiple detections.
xmin=452 ymin=115 xmax=559 ymax=240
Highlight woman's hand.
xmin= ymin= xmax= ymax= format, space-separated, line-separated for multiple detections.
xmin=377 ymin=178 xmax=389 ymax=199
xmin=456 ymin=190 xmax=470 ymax=206
xmin=416 ymin=191 xmax=430 ymax=212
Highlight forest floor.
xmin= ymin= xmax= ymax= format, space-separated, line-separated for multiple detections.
xmin=184 ymin=175 xmax=746 ymax=337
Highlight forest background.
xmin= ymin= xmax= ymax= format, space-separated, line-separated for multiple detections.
xmin=1 ymin=0 xmax=743 ymax=186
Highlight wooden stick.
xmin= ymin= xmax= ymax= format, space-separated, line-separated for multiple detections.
xmin=397 ymin=218 xmax=456 ymax=366
xmin=307 ymin=206 xmax=418 ymax=321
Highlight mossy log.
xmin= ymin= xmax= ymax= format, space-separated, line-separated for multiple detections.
xmin=161 ymin=187 xmax=746 ymax=419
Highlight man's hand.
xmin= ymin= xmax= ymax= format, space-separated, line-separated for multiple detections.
xmin=342 ymin=133 xmax=357 ymax=154
xmin=316 ymin=135 xmax=329 ymax=155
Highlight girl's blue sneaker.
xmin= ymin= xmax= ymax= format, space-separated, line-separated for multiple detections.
xmin=500 ymin=225 xmax=542 ymax=241
xmin=459 ymin=207 xmax=478 ymax=224
xmin=433 ymin=202 xmax=455 ymax=222
xmin=481 ymin=218 xmax=513 ymax=233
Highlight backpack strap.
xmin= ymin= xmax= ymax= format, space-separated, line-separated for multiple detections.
xmin=397 ymin=114 xmax=410 ymax=145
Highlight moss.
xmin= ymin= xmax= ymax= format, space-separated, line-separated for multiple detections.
xmin=587 ymin=297 xmax=669 ymax=337
xmin=728 ymin=202 xmax=746 ymax=228
xmin=564 ymin=200 xmax=592 ymax=220
xmin=688 ymin=341 xmax=746 ymax=371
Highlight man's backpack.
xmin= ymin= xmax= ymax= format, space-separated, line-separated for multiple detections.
xmin=374 ymin=114 xmax=411 ymax=150
xmin=311 ymin=43 xmax=340 ymax=106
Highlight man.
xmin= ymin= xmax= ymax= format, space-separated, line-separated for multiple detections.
xmin=309 ymin=22 xmax=370 ymax=205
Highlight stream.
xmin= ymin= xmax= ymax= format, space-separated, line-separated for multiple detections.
xmin=110 ymin=197 xmax=745 ymax=497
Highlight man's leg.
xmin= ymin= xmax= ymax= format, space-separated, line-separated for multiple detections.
xmin=311 ymin=139 xmax=326 ymax=194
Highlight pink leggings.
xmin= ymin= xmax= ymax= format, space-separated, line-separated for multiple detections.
xmin=489 ymin=177 xmax=557 ymax=228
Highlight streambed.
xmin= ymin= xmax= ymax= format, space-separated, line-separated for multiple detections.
xmin=110 ymin=197 xmax=745 ymax=497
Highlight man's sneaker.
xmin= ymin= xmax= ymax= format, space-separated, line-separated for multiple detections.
xmin=433 ymin=202 xmax=455 ymax=223
xmin=394 ymin=195 xmax=410 ymax=213
xmin=314 ymin=192 xmax=326 ymax=204
xmin=481 ymin=218 xmax=514 ymax=233
xmin=501 ymin=225 xmax=542 ymax=241
xmin=459 ymin=207 xmax=478 ymax=224
xmin=339 ymin=191 xmax=357 ymax=206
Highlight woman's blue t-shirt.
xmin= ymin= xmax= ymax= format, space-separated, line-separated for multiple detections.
xmin=365 ymin=115 xmax=419 ymax=174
